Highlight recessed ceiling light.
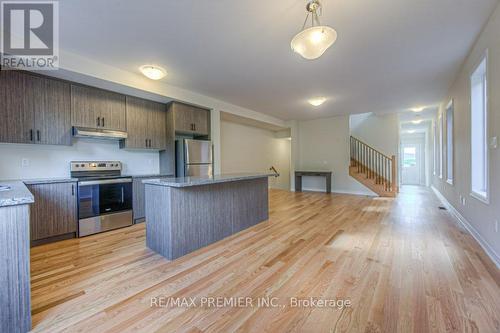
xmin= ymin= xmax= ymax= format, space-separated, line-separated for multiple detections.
xmin=140 ymin=65 xmax=167 ymax=80
xmin=412 ymin=120 xmax=422 ymax=124
xmin=407 ymin=130 xmax=416 ymax=134
xmin=308 ymin=97 xmax=326 ymax=106
xmin=410 ymin=107 xmax=424 ymax=112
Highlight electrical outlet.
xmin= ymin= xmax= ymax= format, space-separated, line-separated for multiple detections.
xmin=461 ymin=196 xmax=466 ymax=206
xmin=490 ymin=136 xmax=498 ymax=149
xmin=21 ymin=158 xmax=30 ymax=168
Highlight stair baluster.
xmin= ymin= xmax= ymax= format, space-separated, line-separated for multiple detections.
xmin=349 ymin=136 xmax=398 ymax=197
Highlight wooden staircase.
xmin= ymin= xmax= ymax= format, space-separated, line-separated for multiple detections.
xmin=349 ymin=136 xmax=398 ymax=197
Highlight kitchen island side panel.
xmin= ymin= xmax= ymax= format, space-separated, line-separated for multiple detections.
xmin=145 ymin=185 xmax=172 ymax=259
xmin=170 ymin=182 xmax=234 ymax=259
xmin=230 ymin=177 xmax=268 ymax=234
xmin=0 ymin=204 xmax=31 ymax=333
xmin=145 ymin=176 xmax=270 ymax=260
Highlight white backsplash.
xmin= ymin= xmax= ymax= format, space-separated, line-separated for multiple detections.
xmin=0 ymin=138 xmax=160 ymax=180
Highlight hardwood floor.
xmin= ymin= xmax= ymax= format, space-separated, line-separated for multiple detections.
xmin=30 ymin=187 xmax=500 ymax=333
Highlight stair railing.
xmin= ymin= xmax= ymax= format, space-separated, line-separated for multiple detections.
xmin=349 ymin=136 xmax=398 ymax=193
xmin=269 ymin=166 xmax=279 ymax=177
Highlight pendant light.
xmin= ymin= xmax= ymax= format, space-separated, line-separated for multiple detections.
xmin=291 ymin=0 xmax=337 ymax=60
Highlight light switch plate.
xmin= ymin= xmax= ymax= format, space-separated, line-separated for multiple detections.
xmin=21 ymin=158 xmax=29 ymax=167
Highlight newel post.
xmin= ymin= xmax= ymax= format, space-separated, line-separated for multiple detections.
xmin=391 ymin=155 xmax=398 ymax=193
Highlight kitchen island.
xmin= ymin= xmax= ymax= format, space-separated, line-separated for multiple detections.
xmin=0 ymin=181 xmax=33 ymax=333
xmin=143 ymin=173 xmax=274 ymax=260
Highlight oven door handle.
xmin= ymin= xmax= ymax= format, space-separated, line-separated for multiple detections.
xmin=78 ymin=178 xmax=132 ymax=186
xmin=121 ymin=187 xmax=124 ymax=203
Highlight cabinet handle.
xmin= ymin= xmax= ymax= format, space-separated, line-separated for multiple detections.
xmin=193 ymin=123 xmax=196 ymax=131
xmin=97 ymin=117 xmax=100 ymax=127
xmin=102 ymin=117 xmax=105 ymax=127
xmin=145 ymin=139 xmax=148 ymax=147
xmin=149 ymin=139 xmax=152 ymax=148
xmin=71 ymin=184 xmax=75 ymax=196
xmin=30 ymin=129 xmax=33 ymax=141
xmin=37 ymin=130 xmax=40 ymax=141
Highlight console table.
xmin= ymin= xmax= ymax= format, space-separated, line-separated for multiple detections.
xmin=295 ymin=171 xmax=332 ymax=194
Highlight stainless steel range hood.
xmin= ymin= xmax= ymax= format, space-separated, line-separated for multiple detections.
xmin=73 ymin=126 xmax=128 ymax=140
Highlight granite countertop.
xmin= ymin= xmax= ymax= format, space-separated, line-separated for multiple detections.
xmin=0 ymin=181 xmax=35 ymax=208
xmin=123 ymin=174 xmax=175 ymax=178
xmin=143 ymin=173 xmax=277 ymax=188
xmin=22 ymin=178 xmax=78 ymax=185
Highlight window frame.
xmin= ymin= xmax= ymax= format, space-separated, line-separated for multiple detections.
xmin=433 ymin=120 xmax=437 ymax=176
xmin=438 ymin=113 xmax=443 ymax=179
xmin=469 ymin=50 xmax=489 ymax=204
xmin=446 ymin=99 xmax=454 ymax=185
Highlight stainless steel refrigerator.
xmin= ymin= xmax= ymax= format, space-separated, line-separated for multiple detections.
xmin=176 ymin=139 xmax=213 ymax=177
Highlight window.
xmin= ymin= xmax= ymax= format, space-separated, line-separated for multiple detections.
xmin=470 ymin=53 xmax=488 ymax=202
xmin=439 ymin=114 xmax=443 ymax=179
xmin=433 ymin=120 xmax=437 ymax=176
xmin=446 ymin=100 xmax=454 ymax=184
xmin=403 ymin=147 xmax=417 ymax=167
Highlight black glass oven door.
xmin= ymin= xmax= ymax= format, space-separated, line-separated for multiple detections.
xmin=78 ymin=184 xmax=100 ymax=219
xmin=98 ymin=182 xmax=132 ymax=214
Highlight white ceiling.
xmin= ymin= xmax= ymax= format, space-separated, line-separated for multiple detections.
xmin=59 ymin=0 xmax=498 ymax=120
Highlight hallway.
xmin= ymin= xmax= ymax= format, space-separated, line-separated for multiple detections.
xmin=30 ymin=187 xmax=500 ymax=332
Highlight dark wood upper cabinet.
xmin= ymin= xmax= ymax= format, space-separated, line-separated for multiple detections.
xmin=172 ymin=102 xmax=195 ymax=133
xmin=121 ymin=96 xmax=166 ymax=150
xmin=169 ymin=102 xmax=210 ymax=135
xmin=37 ymin=78 xmax=72 ymax=145
xmin=150 ymin=102 xmax=167 ymax=149
xmin=122 ymin=96 xmax=148 ymax=148
xmin=27 ymin=182 xmax=78 ymax=242
xmin=71 ymin=84 xmax=126 ymax=131
xmin=0 ymin=70 xmax=71 ymax=145
xmin=0 ymin=71 xmax=33 ymax=144
xmin=193 ymin=107 xmax=210 ymax=135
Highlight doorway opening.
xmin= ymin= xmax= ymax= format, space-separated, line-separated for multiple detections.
xmin=399 ymin=113 xmax=435 ymax=187
xmin=401 ymin=142 xmax=424 ymax=185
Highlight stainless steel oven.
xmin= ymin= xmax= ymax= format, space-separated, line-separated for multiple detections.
xmin=71 ymin=161 xmax=133 ymax=237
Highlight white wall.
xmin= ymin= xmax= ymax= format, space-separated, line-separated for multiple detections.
xmin=295 ymin=115 xmax=376 ymax=195
xmin=350 ymin=112 xmax=400 ymax=157
xmin=290 ymin=112 xmax=400 ymax=195
xmin=220 ymin=121 xmax=290 ymax=190
xmin=432 ymin=2 xmax=500 ymax=265
xmin=0 ymin=139 xmax=160 ymax=180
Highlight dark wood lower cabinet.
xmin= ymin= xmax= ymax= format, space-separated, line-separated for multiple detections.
xmin=132 ymin=177 xmax=147 ymax=222
xmin=27 ymin=182 xmax=78 ymax=244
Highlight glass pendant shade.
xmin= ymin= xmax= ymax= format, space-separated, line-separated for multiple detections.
xmin=291 ymin=26 xmax=337 ymax=60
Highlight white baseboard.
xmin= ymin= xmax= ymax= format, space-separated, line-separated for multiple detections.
xmin=431 ymin=186 xmax=500 ymax=269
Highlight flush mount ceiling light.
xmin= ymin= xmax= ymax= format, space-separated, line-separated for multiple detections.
xmin=407 ymin=130 xmax=416 ymax=134
xmin=140 ymin=65 xmax=167 ymax=80
xmin=412 ymin=120 xmax=423 ymax=124
xmin=410 ymin=107 xmax=424 ymax=112
xmin=291 ymin=0 xmax=337 ymax=60
xmin=308 ymin=97 xmax=327 ymax=106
